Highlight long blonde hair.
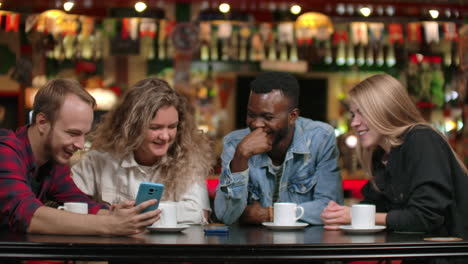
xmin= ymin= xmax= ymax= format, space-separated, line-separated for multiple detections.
xmin=349 ymin=74 xmax=467 ymax=178
xmin=91 ymin=78 xmax=214 ymax=199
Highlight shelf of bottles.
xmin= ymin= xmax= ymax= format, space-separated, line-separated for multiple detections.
xmin=12 ymin=9 xmax=460 ymax=73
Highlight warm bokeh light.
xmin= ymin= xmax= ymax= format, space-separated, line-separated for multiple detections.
xmin=135 ymin=1 xmax=147 ymax=12
xmin=290 ymin=4 xmax=301 ymax=15
xmin=360 ymin=7 xmax=371 ymax=17
xmin=219 ymin=3 xmax=230 ymax=13
xmin=0 ymin=2 xmax=3 ymax=8
xmin=429 ymin=9 xmax=439 ymax=19
xmin=345 ymin=135 xmax=358 ymax=148
xmin=63 ymin=1 xmax=74 ymax=12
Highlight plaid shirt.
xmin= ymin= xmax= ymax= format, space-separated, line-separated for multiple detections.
xmin=0 ymin=126 xmax=108 ymax=232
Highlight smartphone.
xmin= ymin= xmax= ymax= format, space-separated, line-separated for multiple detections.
xmin=135 ymin=182 xmax=164 ymax=213
xmin=203 ymin=224 xmax=229 ymax=235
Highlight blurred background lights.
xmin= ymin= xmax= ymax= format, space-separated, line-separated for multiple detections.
xmin=376 ymin=6 xmax=384 ymax=15
xmin=445 ymin=9 xmax=451 ymax=18
xmin=63 ymin=1 xmax=74 ymax=12
xmin=385 ymin=5 xmax=395 ymax=16
xmin=445 ymin=119 xmax=457 ymax=132
xmin=336 ymin=3 xmax=345 ymax=15
xmin=290 ymin=4 xmax=301 ymax=15
xmin=345 ymin=135 xmax=358 ymax=148
xmin=429 ymin=9 xmax=439 ymax=19
xmin=219 ymin=3 xmax=230 ymax=13
xmin=135 ymin=1 xmax=147 ymax=12
xmin=360 ymin=6 xmax=372 ymax=17
xmin=346 ymin=4 xmax=354 ymax=15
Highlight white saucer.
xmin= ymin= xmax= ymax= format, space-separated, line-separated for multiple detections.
xmin=340 ymin=225 xmax=386 ymax=234
xmin=147 ymin=224 xmax=190 ymax=232
xmin=262 ymin=222 xmax=309 ymax=231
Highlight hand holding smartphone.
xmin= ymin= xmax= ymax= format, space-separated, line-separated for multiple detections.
xmin=135 ymin=182 xmax=164 ymax=213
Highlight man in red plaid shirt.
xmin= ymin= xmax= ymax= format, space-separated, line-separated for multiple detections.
xmin=0 ymin=79 xmax=160 ymax=235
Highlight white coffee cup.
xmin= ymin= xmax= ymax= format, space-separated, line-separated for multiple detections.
xmin=152 ymin=202 xmax=177 ymax=227
xmin=58 ymin=202 xmax=88 ymax=214
xmin=351 ymin=204 xmax=375 ymax=229
xmin=273 ymin=202 xmax=305 ymax=226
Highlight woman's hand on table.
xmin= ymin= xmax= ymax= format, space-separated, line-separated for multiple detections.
xmin=320 ymin=201 xmax=351 ymax=230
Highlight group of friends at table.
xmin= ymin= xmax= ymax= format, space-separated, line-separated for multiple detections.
xmin=0 ymin=72 xmax=467 ymax=242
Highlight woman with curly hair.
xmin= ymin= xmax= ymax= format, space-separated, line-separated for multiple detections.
xmin=72 ymin=77 xmax=214 ymax=225
xmin=321 ymin=74 xmax=468 ymax=241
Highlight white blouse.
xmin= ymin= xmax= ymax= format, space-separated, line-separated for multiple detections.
xmin=71 ymin=150 xmax=210 ymax=225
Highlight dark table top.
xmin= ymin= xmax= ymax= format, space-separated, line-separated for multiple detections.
xmin=1 ymin=225 xmax=467 ymax=262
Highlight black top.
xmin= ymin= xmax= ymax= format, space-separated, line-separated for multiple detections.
xmin=361 ymin=126 xmax=468 ymax=238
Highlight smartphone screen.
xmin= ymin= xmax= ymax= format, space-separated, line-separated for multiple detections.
xmin=135 ymin=182 xmax=164 ymax=213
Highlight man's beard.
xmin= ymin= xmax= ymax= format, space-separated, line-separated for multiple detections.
xmin=272 ymin=125 xmax=290 ymax=147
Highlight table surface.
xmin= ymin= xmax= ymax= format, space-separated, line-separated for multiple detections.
xmin=1 ymin=225 xmax=467 ymax=262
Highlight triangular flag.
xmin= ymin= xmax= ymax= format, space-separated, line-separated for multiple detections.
xmin=5 ymin=13 xmax=20 ymax=33
xmin=368 ymin=23 xmax=385 ymax=44
xmin=423 ymin=21 xmax=439 ymax=44
xmin=121 ymin=18 xmax=130 ymax=40
xmin=444 ymin=22 xmax=458 ymax=41
xmin=388 ymin=24 xmax=403 ymax=44
xmin=351 ymin=22 xmax=368 ymax=45
xmin=407 ymin=22 xmax=422 ymax=43
xmin=140 ymin=18 xmax=157 ymax=38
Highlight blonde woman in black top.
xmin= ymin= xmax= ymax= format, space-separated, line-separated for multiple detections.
xmin=321 ymin=74 xmax=468 ymax=240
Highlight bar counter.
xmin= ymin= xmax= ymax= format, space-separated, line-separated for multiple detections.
xmin=1 ymin=225 xmax=467 ymax=262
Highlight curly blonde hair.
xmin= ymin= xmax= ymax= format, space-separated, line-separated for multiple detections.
xmin=90 ymin=78 xmax=214 ymax=200
xmin=349 ymin=74 xmax=467 ymax=178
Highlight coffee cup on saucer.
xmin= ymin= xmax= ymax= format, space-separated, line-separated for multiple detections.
xmin=58 ymin=202 xmax=88 ymax=214
xmin=351 ymin=204 xmax=375 ymax=229
xmin=273 ymin=202 xmax=305 ymax=226
xmin=152 ymin=202 xmax=177 ymax=227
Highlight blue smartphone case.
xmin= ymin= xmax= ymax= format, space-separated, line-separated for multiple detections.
xmin=135 ymin=182 xmax=164 ymax=213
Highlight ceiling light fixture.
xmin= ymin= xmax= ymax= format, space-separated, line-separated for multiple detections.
xmin=0 ymin=2 xmax=3 ymax=8
xmin=336 ymin=3 xmax=345 ymax=15
xmin=429 ymin=9 xmax=439 ymax=19
xmin=63 ymin=1 xmax=74 ymax=12
xmin=290 ymin=4 xmax=301 ymax=15
xmin=219 ymin=3 xmax=230 ymax=13
xmin=385 ymin=5 xmax=395 ymax=16
xmin=360 ymin=6 xmax=372 ymax=17
xmin=135 ymin=1 xmax=147 ymax=12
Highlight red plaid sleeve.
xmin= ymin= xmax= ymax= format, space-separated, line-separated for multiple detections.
xmin=0 ymin=134 xmax=43 ymax=232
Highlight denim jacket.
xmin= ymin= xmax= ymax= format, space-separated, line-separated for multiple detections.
xmin=214 ymin=117 xmax=343 ymax=225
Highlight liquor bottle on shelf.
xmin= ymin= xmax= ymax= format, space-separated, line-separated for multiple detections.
xmin=336 ymin=41 xmax=346 ymax=66
xmin=279 ymin=42 xmax=288 ymax=61
xmin=443 ymin=41 xmax=452 ymax=67
xmin=221 ymin=38 xmax=229 ymax=61
xmin=158 ymin=37 xmax=166 ymax=60
xmin=346 ymin=42 xmax=355 ymax=66
xmin=324 ymin=40 xmax=333 ymax=64
xmin=289 ymin=42 xmax=298 ymax=62
xmin=158 ymin=20 xmax=166 ymax=60
xmin=239 ymin=38 xmax=247 ymax=61
xmin=210 ymin=32 xmax=219 ymax=61
xmin=386 ymin=43 xmax=396 ymax=67
xmin=229 ymin=30 xmax=239 ymax=61
xmin=366 ymin=44 xmax=374 ymax=66
xmin=357 ymin=44 xmax=365 ymax=66
xmin=200 ymin=41 xmax=209 ymax=61
xmin=376 ymin=43 xmax=384 ymax=66
xmin=267 ymin=34 xmax=277 ymax=61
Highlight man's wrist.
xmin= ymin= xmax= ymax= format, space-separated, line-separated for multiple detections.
xmin=268 ymin=206 xmax=273 ymax=222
